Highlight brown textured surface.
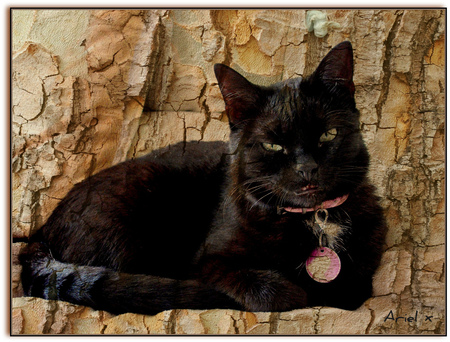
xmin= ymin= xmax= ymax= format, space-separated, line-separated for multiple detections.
xmin=12 ymin=9 xmax=445 ymax=335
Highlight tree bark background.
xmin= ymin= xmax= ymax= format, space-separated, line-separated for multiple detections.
xmin=11 ymin=9 xmax=445 ymax=335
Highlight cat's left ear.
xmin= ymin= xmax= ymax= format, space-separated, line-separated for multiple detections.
xmin=313 ymin=41 xmax=355 ymax=94
xmin=214 ymin=64 xmax=261 ymax=129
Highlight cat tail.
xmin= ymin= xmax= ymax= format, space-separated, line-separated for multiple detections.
xmin=19 ymin=239 xmax=241 ymax=315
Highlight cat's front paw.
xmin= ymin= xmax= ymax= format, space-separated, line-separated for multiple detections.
xmin=237 ymin=270 xmax=307 ymax=312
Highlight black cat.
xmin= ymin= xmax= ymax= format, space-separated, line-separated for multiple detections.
xmin=20 ymin=41 xmax=386 ymax=315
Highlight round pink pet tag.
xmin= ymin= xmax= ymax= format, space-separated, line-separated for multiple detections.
xmin=306 ymin=247 xmax=341 ymax=283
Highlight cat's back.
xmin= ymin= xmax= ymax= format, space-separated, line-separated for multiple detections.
xmin=39 ymin=140 xmax=229 ymax=275
xmin=141 ymin=140 xmax=227 ymax=169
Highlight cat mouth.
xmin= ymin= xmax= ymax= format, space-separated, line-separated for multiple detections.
xmin=293 ymin=184 xmax=319 ymax=196
xmin=282 ymin=184 xmax=323 ymax=208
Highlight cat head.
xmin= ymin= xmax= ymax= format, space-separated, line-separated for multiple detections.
xmin=214 ymin=41 xmax=369 ymax=211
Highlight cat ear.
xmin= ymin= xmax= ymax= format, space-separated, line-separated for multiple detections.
xmin=214 ymin=64 xmax=261 ymax=128
xmin=313 ymin=41 xmax=355 ymax=94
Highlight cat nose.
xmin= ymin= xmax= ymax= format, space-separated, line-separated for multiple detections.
xmin=294 ymin=162 xmax=318 ymax=180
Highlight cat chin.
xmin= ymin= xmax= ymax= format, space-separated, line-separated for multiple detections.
xmin=284 ymin=196 xmax=322 ymax=209
xmin=283 ymin=193 xmax=320 ymax=208
xmin=276 ymin=185 xmax=326 ymax=208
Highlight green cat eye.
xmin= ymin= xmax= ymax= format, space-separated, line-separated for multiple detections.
xmin=261 ymin=142 xmax=284 ymax=152
xmin=319 ymin=128 xmax=338 ymax=143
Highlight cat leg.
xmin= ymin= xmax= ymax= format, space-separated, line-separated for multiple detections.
xmin=306 ymin=274 xmax=373 ymax=310
xmin=20 ymin=241 xmax=241 ymax=315
xmin=200 ymin=260 xmax=308 ymax=312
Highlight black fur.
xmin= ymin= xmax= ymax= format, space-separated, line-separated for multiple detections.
xmin=20 ymin=41 xmax=386 ymax=315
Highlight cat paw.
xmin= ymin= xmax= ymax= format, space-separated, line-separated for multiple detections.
xmin=237 ymin=270 xmax=307 ymax=312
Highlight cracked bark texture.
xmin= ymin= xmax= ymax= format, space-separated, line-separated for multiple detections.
xmin=12 ymin=9 xmax=445 ymax=335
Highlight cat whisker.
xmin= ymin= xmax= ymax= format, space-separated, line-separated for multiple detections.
xmin=249 ymin=188 xmax=276 ymax=211
xmin=226 ymin=177 xmax=275 ymax=212
xmin=241 ymin=176 xmax=273 ymax=186
xmin=244 ymin=182 xmax=272 ymax=192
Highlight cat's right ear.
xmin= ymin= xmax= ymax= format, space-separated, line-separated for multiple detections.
xmin=214 ymin=64 xmax=261 ymax=129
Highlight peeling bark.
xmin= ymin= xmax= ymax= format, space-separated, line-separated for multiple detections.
xmin=12 ymin=9 xmax=445 ymax=335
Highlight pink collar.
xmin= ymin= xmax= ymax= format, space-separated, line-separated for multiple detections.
xmin=282 ymin=194 xmax=349 ymax=214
